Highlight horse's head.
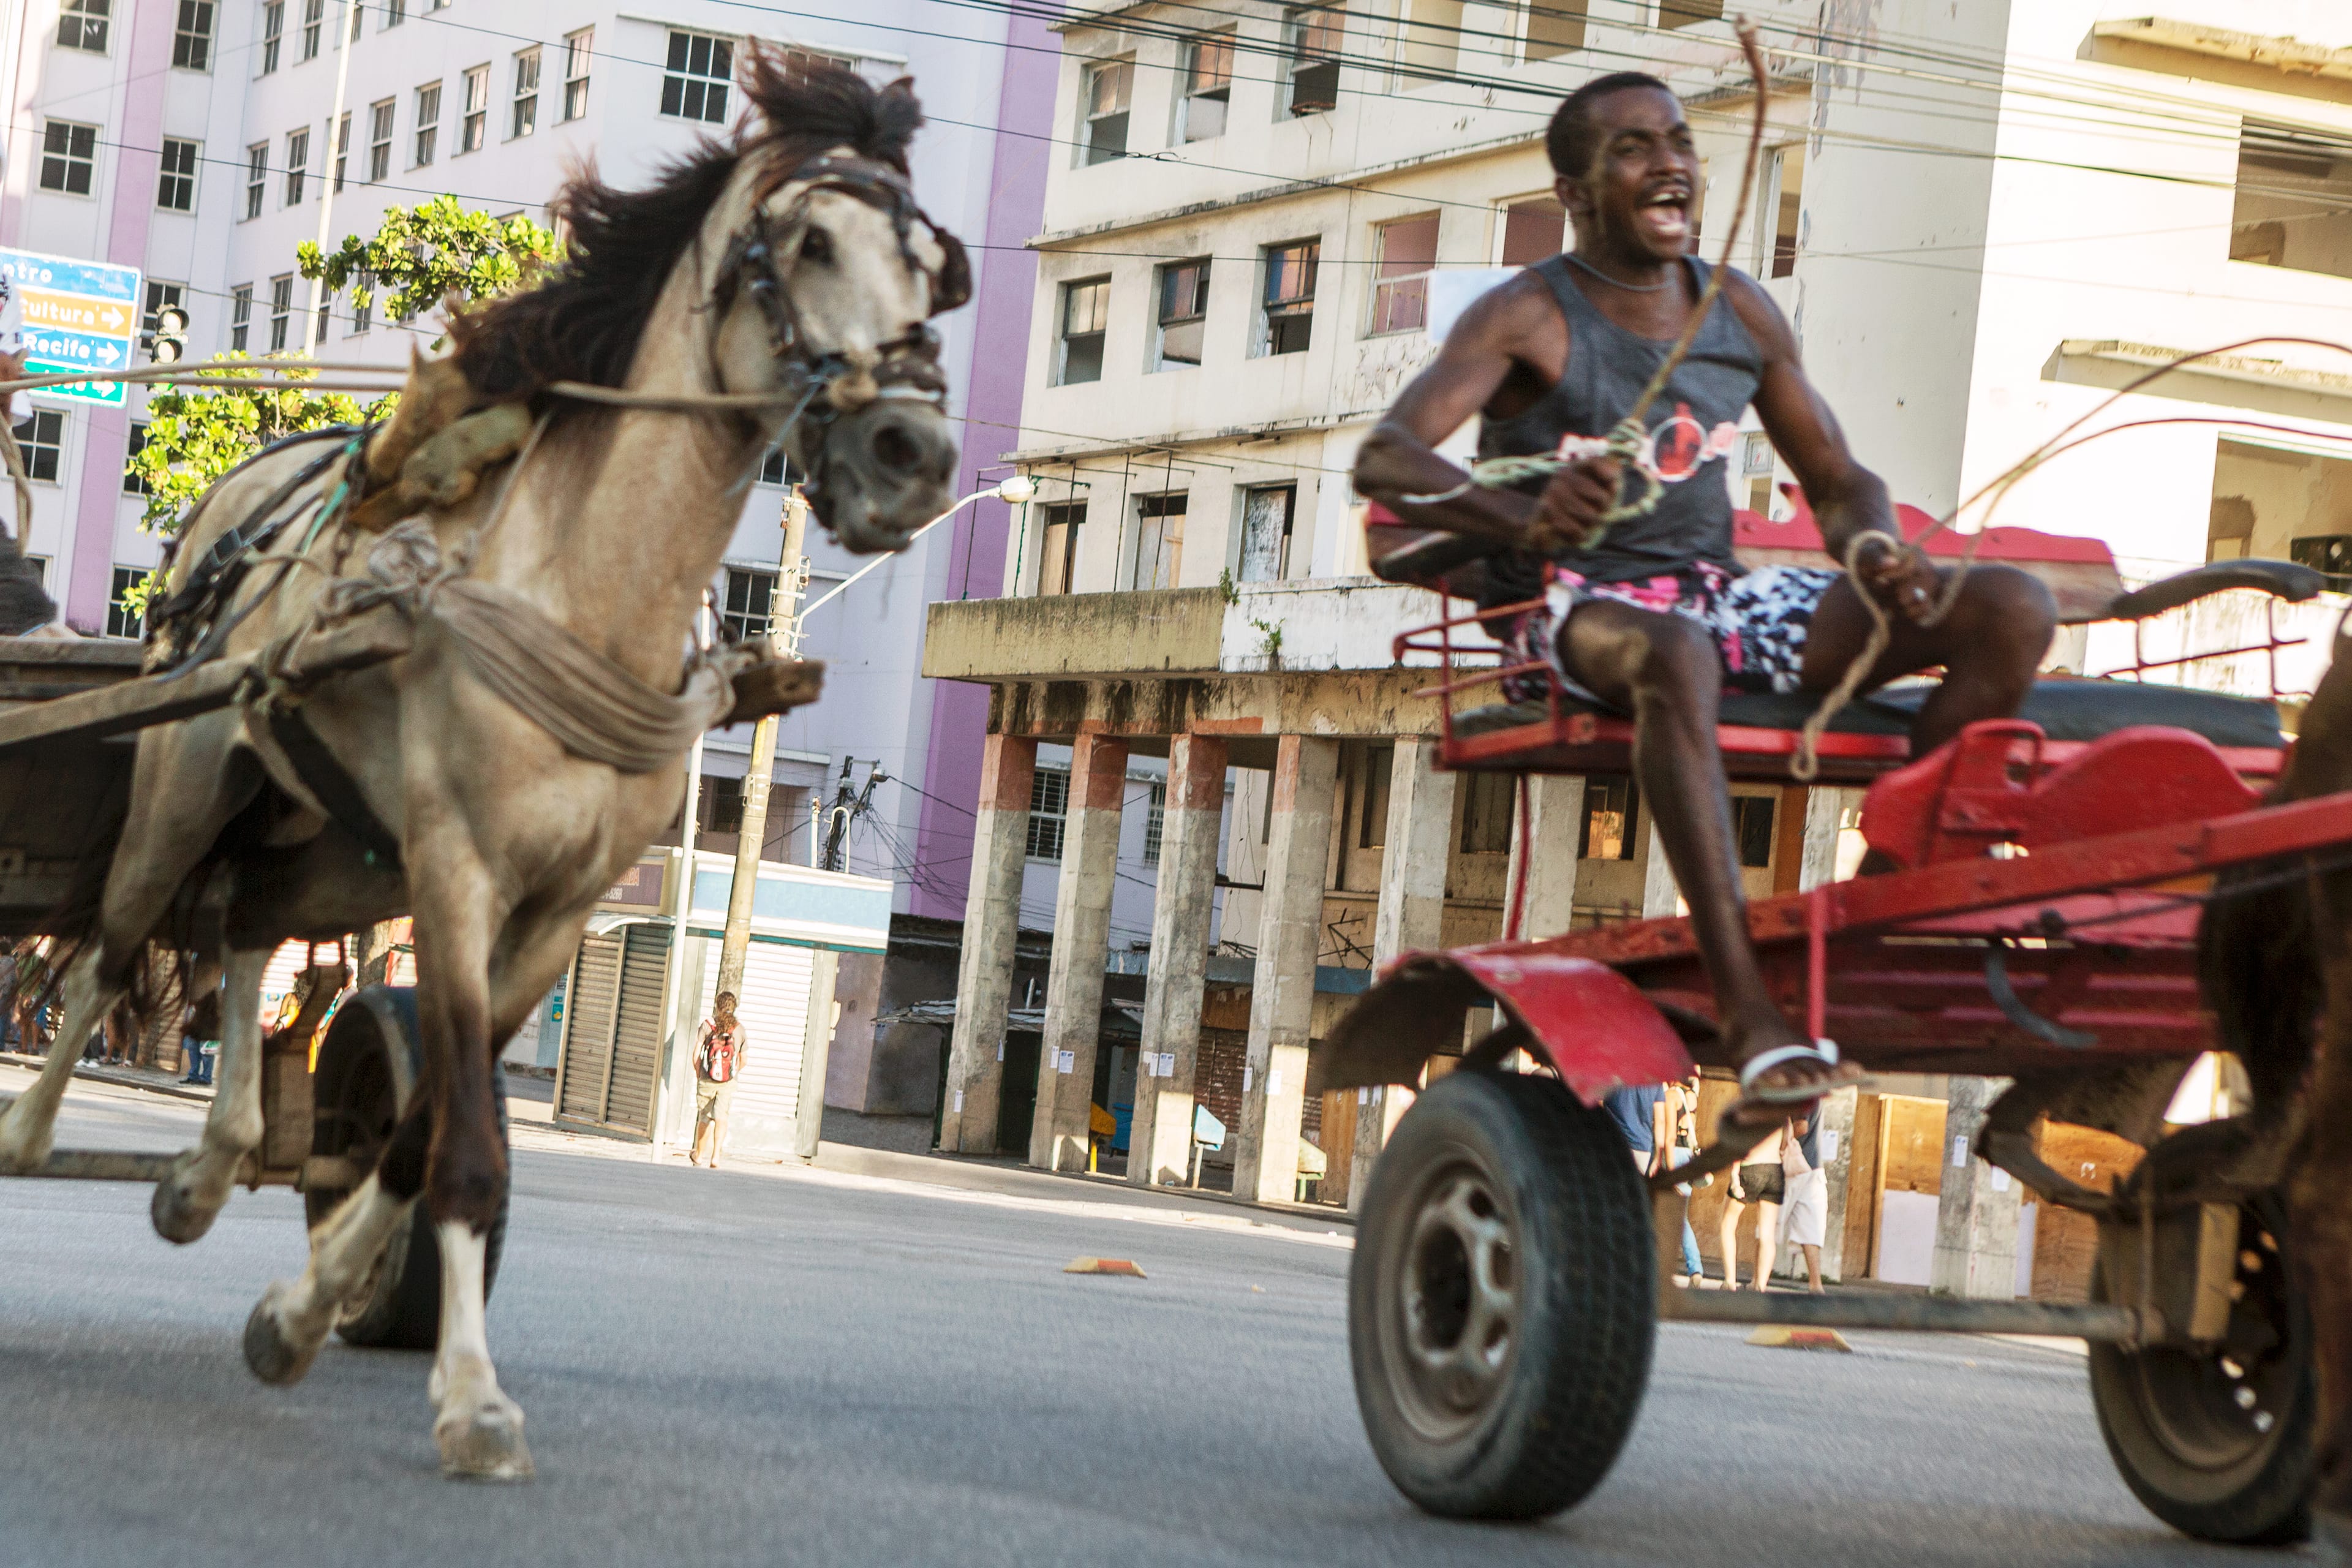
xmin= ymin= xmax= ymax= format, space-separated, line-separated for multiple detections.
xmin=708 ymin=60 xmax=967 ymax=554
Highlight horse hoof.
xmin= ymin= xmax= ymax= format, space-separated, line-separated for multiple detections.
xmin=150 ymin=1163 xmax=221 ymax=1245
xmin=436 ymin=1401 xmax=535 ymax=1482
xmin=242 ymin=1285 xmax=321 ymax=1387
xmin=0 ymin=1110 xmax=50 ymax=1175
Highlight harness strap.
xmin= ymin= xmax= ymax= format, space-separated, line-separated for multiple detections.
xmin=265 ymin=706 xmax=404 ymax=870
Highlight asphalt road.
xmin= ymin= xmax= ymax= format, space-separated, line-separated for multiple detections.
xmin=0 ymin=1066 xmax=2283 ymax=1568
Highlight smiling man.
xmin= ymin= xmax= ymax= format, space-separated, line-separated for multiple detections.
xmin=1352 ymin=72 xmax=2056 ymax=1115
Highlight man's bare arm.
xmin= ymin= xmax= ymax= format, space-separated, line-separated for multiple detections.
xmin=1352 ymin=277 xmax=1556 ymax=549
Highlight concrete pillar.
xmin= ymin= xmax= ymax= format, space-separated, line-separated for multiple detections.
xmin=1931 ymin=1074 xmax=2022 ymax=1298
xmin=1640 ymin=817 xmax=1680 ymax=919
xmin=937 ymin=734 xmax=1035 ymax=1155
xmin=1504 ymin=774 xmax=1586 ymax=940
xmin=1347 ymin=737 xmax=1455 ymax=1212
xmin=1028 ymin=733 xmax=1128 ymax=1172
xmin=1799 ymin=785 xmax=1863 ymax=891
xmin=1128 ymin=734 xmax=1226 ymax=1188
xmin=1233 ymin=734 xmax=1338 ymax=1205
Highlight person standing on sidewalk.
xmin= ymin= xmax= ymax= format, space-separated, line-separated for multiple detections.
xmin=690 ymin=992 xmax=748 ymax=1169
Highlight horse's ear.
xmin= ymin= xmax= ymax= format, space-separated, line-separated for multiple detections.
xmin=930 ymin=229 xmax=972 ymax=316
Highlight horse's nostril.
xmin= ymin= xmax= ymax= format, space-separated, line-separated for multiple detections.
xmin=872 ymin=423 xmax=922 ymax=475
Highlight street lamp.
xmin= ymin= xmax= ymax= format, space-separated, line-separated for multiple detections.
xmin=798 ymin=474 xmax=1035 ymax=620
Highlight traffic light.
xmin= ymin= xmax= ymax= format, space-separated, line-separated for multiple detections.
xmin=149 ymin=304 xmax=188 ymax=364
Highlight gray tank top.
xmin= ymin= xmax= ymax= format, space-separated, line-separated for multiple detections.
xmin=1479 ymin=255 xmax=1763 ymax=600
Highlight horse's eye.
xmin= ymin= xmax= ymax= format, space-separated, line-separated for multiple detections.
xmin=801 ymin=228 xmax=834 ymax=266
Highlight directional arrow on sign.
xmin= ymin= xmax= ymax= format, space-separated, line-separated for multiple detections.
xmin=94 ymin=342 xmax=120 ymax=366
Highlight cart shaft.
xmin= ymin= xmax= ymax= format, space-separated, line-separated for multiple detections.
xmin=1660 ymin=1284 xmax=2147 ymax=1343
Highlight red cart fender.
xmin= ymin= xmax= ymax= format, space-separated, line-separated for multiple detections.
xmin=1313 ymin=943 xmax=1694 ymax=1106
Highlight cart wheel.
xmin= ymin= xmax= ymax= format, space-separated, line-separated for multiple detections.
xmin=304 ymin=986 xmax=509 ymax=1351
xmin=2089 ymin=1194 xmax=2313 ymax=1546
xmin=1348 ymin=1066 xmax=1654 ymax=1520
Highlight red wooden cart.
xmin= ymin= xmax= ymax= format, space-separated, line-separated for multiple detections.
xmin=1322 ymin=527 xmax=2334 ymax=1544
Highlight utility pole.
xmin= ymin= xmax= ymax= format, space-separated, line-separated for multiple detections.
xmin=715 ymin=490 xmax=809 ymax=1001
xmin=304 ymin=0 xmax=363 ymax=355
xmin=653 ymin=603 xmax=712 ymax=1154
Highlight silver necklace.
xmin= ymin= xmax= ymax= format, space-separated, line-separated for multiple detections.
xmin=1563 ymin=252 xmax=1676 ymax=292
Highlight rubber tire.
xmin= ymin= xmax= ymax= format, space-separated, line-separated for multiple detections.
xmin=1348 ymin=1067 xmax=1654 ymax=1520
xmin=304 ymin=986 xmax=509 ymax=1351
xmin=2089 ymin=1194 xmax=2313 ymax=1547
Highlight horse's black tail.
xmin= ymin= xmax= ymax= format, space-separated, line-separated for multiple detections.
xmin=2198 ymin=858 xmax=2318 ymax=1118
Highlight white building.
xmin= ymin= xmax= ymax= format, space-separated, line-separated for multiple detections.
xmin=0 ymin=0 xmax=1052 ymax=908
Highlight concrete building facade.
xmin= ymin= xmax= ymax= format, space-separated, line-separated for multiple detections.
xmin=925 ymin=0 xmax=2352 ymax=1289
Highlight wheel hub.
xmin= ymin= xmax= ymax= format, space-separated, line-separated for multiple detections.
xmin=1386 ymin=1165 xmax=1520 ymax=1440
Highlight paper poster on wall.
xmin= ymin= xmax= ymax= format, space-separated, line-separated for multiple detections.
xmin=1158 ymin=1052 xmax=1175 ymax=1076
xmin=1951 ymin=1136 xmax=1969 ymax=1168
xmin=1056 ymin=1050 xmax=1076 ymax=1074
xmin=1819 ymin=1128 xmax=1840 ymax=1164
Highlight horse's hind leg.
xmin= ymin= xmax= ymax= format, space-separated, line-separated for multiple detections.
xmin=244 ymin=1129 xmax=421 ymax=1385
xmin=152 ymin=948 xmax=271 ymax=1243
xmin=0 ymin=951 xmax=126 ymax=1173
xmin=2295 ymin=866 xmax=2352 ymax=1559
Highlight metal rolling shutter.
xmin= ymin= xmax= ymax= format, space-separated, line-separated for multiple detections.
xmin=603 ymin=924 xmax=671 ymax=1136
xmin=695 ymin=938 xmax=814 ymax=1158
xmin=557 ymin=932 xmax=623 ymax=1123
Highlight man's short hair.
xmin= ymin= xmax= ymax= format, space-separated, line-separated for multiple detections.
xmin=1546 ymin=71 xmax=1673 ymax=180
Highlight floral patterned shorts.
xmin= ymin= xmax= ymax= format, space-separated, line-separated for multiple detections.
xmin=1504 ymin=562 xmax=1841 ymax=698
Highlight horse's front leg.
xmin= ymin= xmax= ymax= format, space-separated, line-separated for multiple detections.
xmin=0 ymin=949 xmax=123 ymax=1172
xmin=2298 ymin=873 xmax=2352 ymax=1560
xmin=152 ymin=949 xmax=270 ymax=1243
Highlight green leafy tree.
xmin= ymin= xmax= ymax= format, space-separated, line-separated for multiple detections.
xmin=121 ymin=200 xmax=559 ymax=617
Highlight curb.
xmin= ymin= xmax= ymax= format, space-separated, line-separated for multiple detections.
xmin=0 ymin=1051 xmax=216 ymax=1105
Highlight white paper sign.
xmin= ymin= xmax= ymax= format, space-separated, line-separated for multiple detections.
xmin=1989 ymin=1167 xmax=2011 ymax=1192
xmin=1057 ymin=1049 xmax=1076 ymax=1074
xmin=1159 ymin=1052 xmax=1175 ymax=1077
xmin=1951 ymin=1136 xmax=1969 ymax=1169
xmin=1357 ymin=1087 xmax=1370 ymax=1105
xmin=995 ymin=1041 xmax=1004 ymax=1061
xmin=1243 ymin=1066 xmax=1253 ymax=1093
xmin=952 ymin=1090 xmax=964 ymax=1112
xmin=1819 ymin=1128 xmax=1839 ymax=1164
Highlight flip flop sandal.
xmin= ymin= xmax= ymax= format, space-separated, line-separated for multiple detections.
xmin=1737 ymin=1039 xmax=1842 ymax=1107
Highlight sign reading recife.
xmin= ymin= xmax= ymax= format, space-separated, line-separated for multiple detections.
xmin=0 ymin=247 xmax=140 ymax=405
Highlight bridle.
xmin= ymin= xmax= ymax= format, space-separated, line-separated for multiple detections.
xmin=708 ymin=151 xmax=970 ymax=453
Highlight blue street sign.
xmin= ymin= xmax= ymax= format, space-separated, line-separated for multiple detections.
xmin=0 ymin=246 xmax=140 ymax=406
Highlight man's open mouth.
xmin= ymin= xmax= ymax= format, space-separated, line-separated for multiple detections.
xmin=1637 ymin=189 xmax=1691 ymax=244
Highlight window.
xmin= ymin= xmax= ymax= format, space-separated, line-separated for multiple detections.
xmin=1660 ymin=0 xmax=1722 ymax=25
xmin=107 ymin=567 xmax=145 ymax=640
xmin=173 ymin=0 xmax=214 ymax=68
xmin=1126 ymin=492 xmax=1185 ymax=592
xmin=1499 ymin=195 xmax=1565 ymax=266
xmin=1523 ymin=0 xmax=1585 ymax=60
xmin=1283 ymin=6 xmax=1343 ymax=116
xmin=1741 ymin=432 xmax=1776 ymax=516
xmin=2233 ymin=123 xmax=2352 ymax=282
xmin=1236 ymin=484 xmax=1294 ymax=582
xmin=1142 ymin=780 xmax=1167 ymax=865
xmin=12 ymin=412 xmax=62 ymax=483
xmin=703 ymin=775 xmax=745 ymax=838
xmin=141 ymin=281 xmax=185 ymax=358
xmin=314 ymin=288 xmax=332 ymax=351
xmin=413 ymin=82 xmax=440 ymax=165
xmin=1357 ymin=743 xmax=1392 ymax=848
xmin=350 ymin=271 xmax=373 ymax=334
xmin=1370 ymin=213 xmax=1438 ymax=334
xmin=1175 ymin=32 xmax=1232 ymax=143
xmin=1460 ymin=772 xmax=1514 ymax=853
xmin=1080 ymin=58 xmax=1132 ymax=165
xmin=56 ymin=0 xmax=108 ymax=53
xmin=661 ymin=31 xmax=733 ymax=124
xmin=123 ymin=424 xmax=149 ymax=494
xmin=460 ymin=65 xmax=488 ymax=153
xmin=21 ymin=557 xmax=47 ymax=588
xmin=243 ymin=143 xmax=266 ymax=219
xmin=1398 ymin=0 xmax=1463 ymax=81
xmin=367 ymin=99 xmax=393 ymax=181
xmin=284 ymin=129 xmax=309 ymax=205
xmin=331 ymin=111 xmax=350 ymax=192
xmin=230 ymin=283 xmax=252 ymax=350
xmin=260 ymin=0 xmax=282 ymax=72
xmin=2293 ymin=535 xmax=2352 ymax=590
xmin=383 ymin=0 xmax=403 ymax=26
xmin=39 ymin=122 xmax=97 ymax=195
xmin=300 ymin=0 xmax=322 ymax=61
xmin=1154 ymin=258 xmax=1209 ymax=369
xmin=562 ymin=29 xmax=593 ymax=121
xmin=511 ymin=48 xmax=540 ymax=139
xmin=1057 ymin=277 xmax=1110 ymax=385
xmin=1036 ymin=502 xmax=1081 ymax=595
xmin=758 ymin=447 xmax=803 ymax=486
xmin=782 ymin=48 xmax=851 ymax=78
xmin=1762 ymin=144 xmax=1803 ymax=277
xmin=1731 ymin=792 xmax=1776 ymax=870
xmin=1027 ymin=766 xmax=1069 ymax=860
xmin=268 ymin=275 xmax=293 ymax=352
xmin=1577 ymin=775 xmax=1638 ymax=860
xmin=721 ymin=566 xmax=777 ymax=641
xmin=349 ymin=0 xmax=361 ymax=40
xmin=156 ymin=138 xmax=198 ymax=210
xmin=1259 ymin=240 xmax=1319 ymax=355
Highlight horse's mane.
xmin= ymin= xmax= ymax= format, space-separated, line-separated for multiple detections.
xmin=452 ymin=51 xmax=926 ymax=401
